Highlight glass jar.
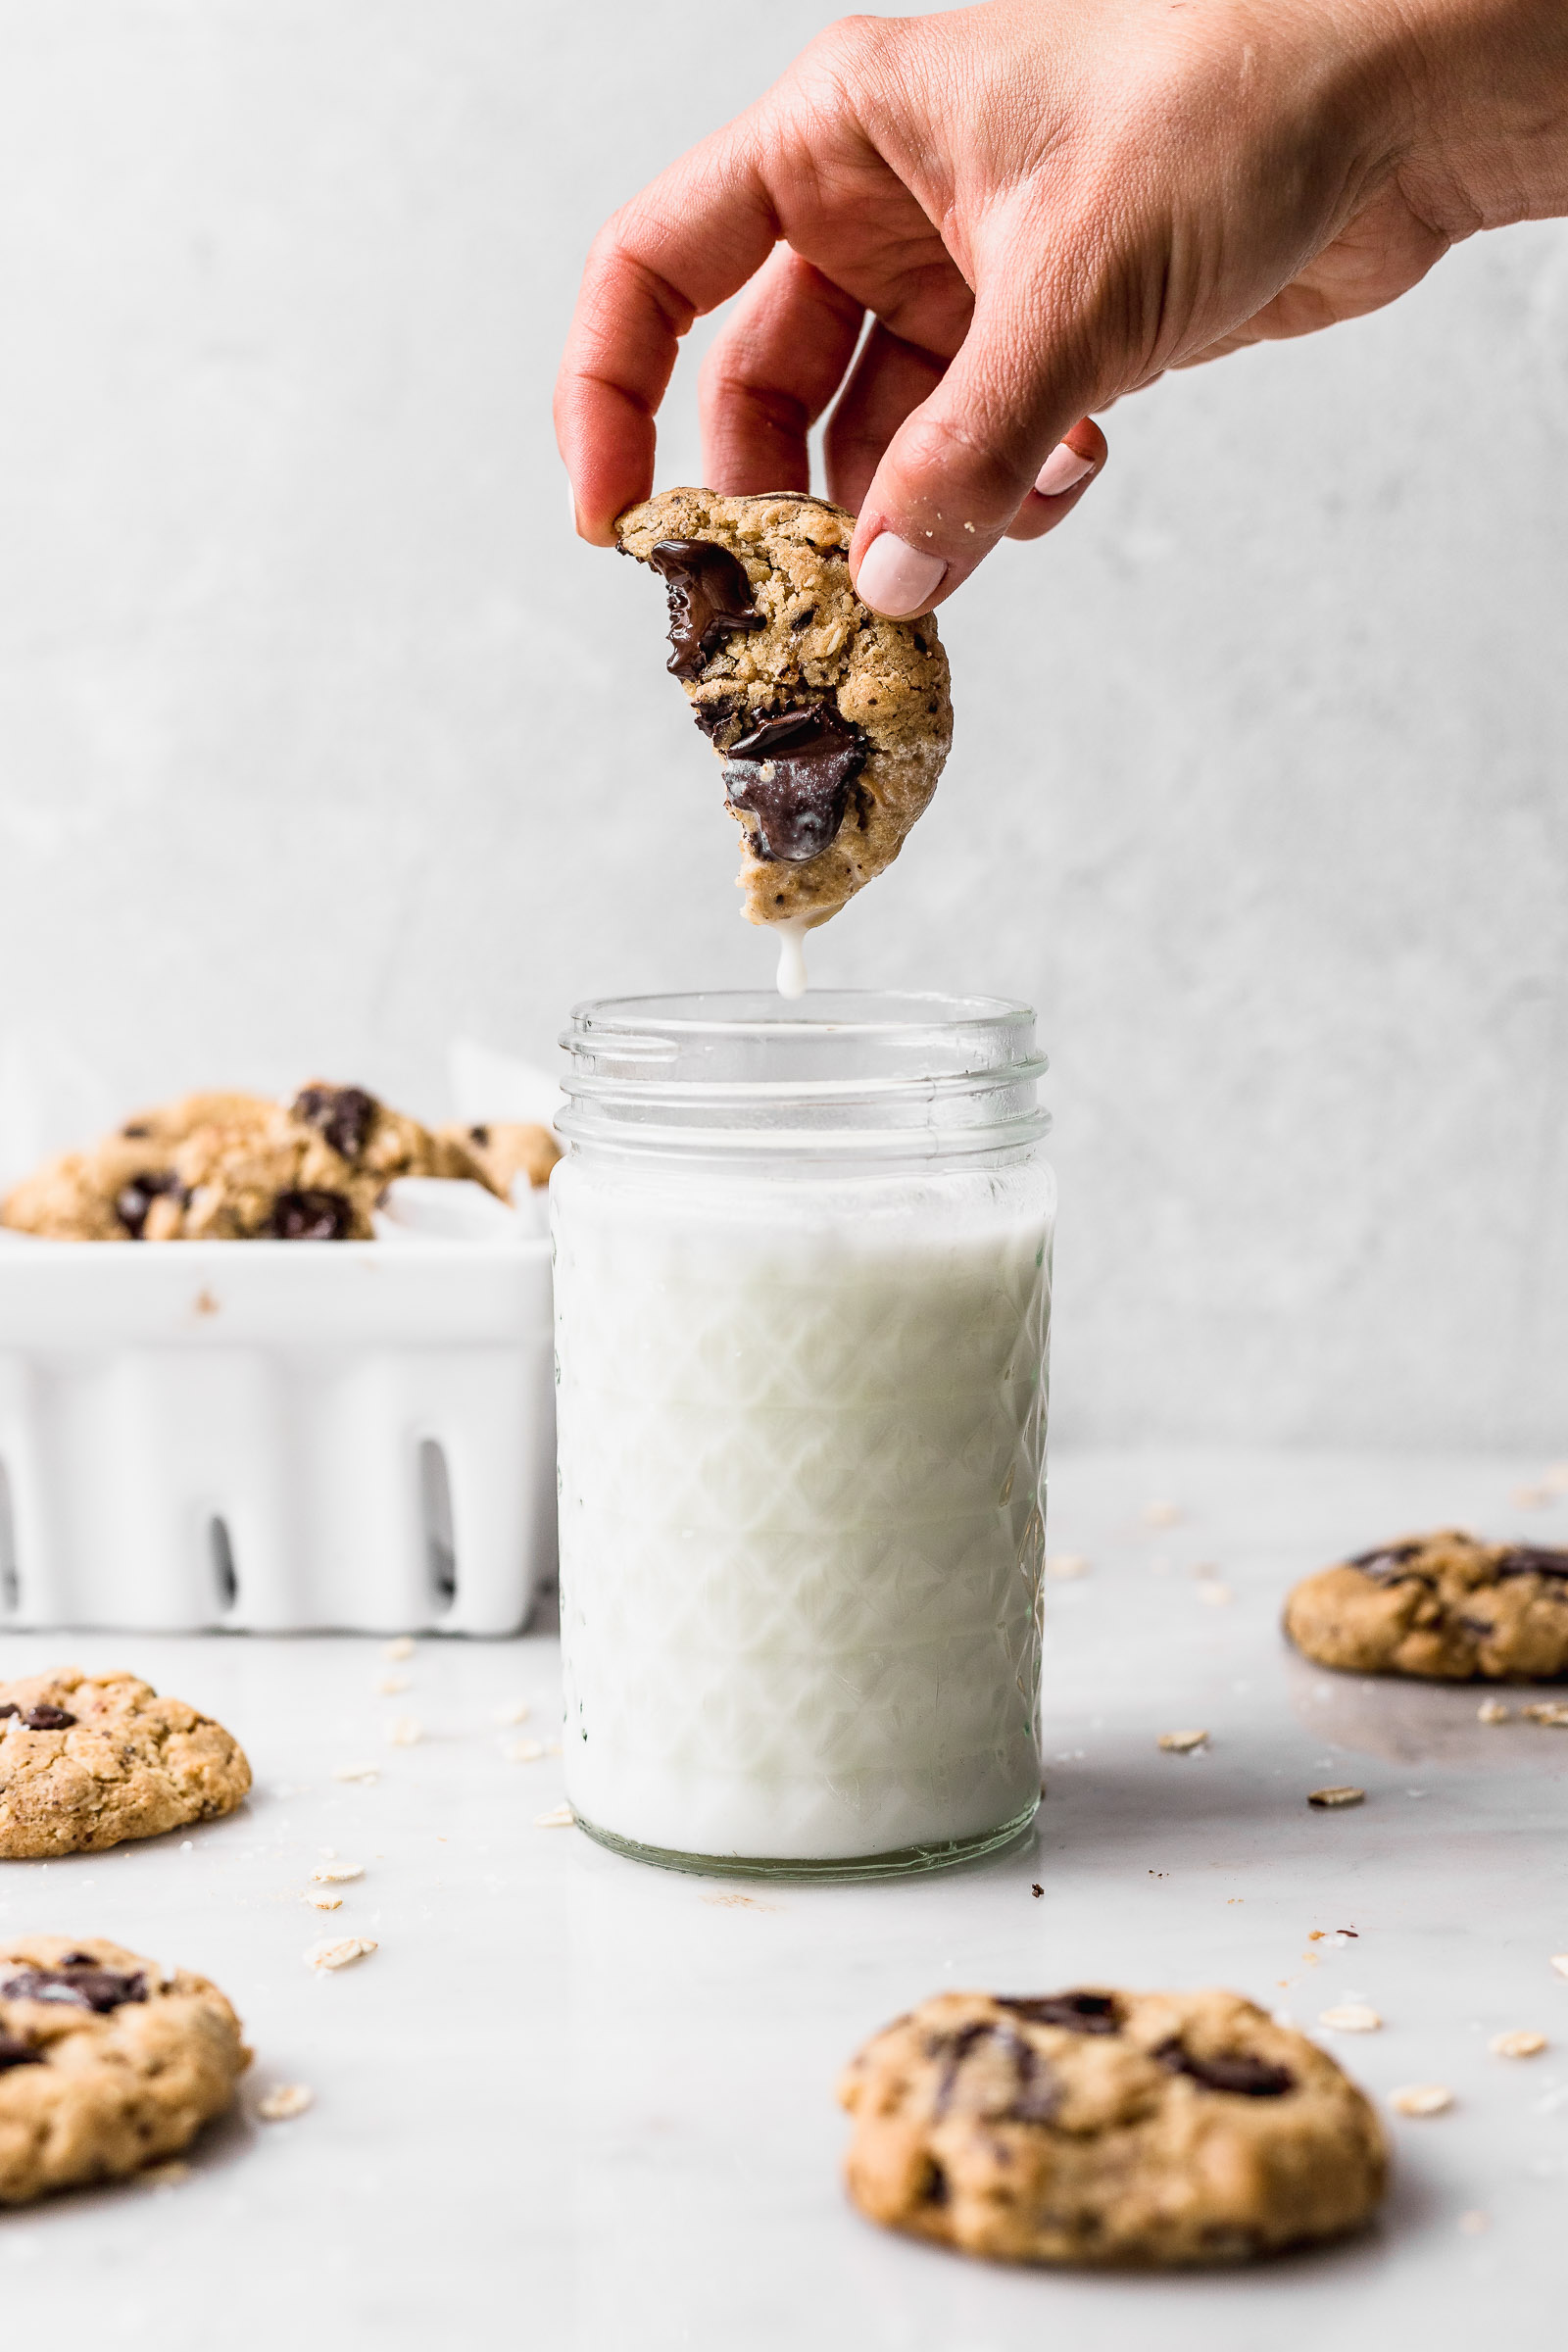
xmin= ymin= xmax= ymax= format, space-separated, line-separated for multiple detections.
xmin=552 ymin=990 xmax=1054 ymax=1882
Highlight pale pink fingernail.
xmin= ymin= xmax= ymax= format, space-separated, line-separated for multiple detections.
xmin=856 ymin=533 xmax=948 ymax=617
xmin=1034 ymin=443 xmax=1096 ymax=498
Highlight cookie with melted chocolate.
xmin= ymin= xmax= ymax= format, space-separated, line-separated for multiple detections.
xmin=1285 ymin=1528 xmax=1568 ymax=1679
xmin=615 ymin=488 xmax=952 ymax=928
xmin=0 ymin=1667 xmax=251 ymax=1856
xmin=839 ymin=1985 xmax=1385 ymax=2267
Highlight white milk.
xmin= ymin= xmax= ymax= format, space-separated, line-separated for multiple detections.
xmin=554 ymin=1173 xmax=1052 ymax=1863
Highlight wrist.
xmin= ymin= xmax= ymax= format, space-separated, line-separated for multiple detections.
xmin=1376 ymin=0 xmax=1568 ymax=231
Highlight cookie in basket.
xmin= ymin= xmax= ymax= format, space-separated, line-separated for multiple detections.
xmin=839 ymin=1986 xmax=1386 ymax=2266
xmin=1284 ymin=1530 xmax=1568 ymax=1679
xmin=437 ymin=1120 xmax=560 ymax=1197
xmin=0 ymin=1936 xmax=248 ymax=2203
xmin=1 ymin=1080 xmax=493 ymax=1242
xmin=616 ymin=488 xmax=952 ymax=930
xmin=0 ymin=1670 xmax=251 ymax=1856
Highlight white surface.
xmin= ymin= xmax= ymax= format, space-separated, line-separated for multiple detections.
xmin=0 ymin=1232 xmax=555 ymax=1630
xmin=0 ymin=7 xmax=1564 ymax=1448
xmin=2 ymin=1446 xmax=1565 ymax=2342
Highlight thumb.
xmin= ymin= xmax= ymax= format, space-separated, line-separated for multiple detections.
xmin=849 ymin=263 xmax=1108 ymax=616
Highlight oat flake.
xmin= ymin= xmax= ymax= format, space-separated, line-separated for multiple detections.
xmin=1391 ymin=2083 xmax=1452 ymax=2118
xmin=304 ymin=1936 xmax=377 ymax=1972
xmin=1157 ymin=1730 xmax=1208 ymax=1754
xmin=1308 ymin=1786 xmax=1365 ymax=1809
xmin=257 ymin=2084 xmax=314 ymax=2122
xmin=1319 ymin=2004 xmax=1382 ymax=2033
xmin=1491 ymin=2029 xmax=1547 ymax=2059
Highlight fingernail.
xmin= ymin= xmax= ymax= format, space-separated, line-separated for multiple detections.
xmin=856 ymin=533 xmax=948 ymax=617
xmin=1034 ymin=443 xmax=1096 ymax=498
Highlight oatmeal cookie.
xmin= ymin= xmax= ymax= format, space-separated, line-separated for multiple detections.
xmin=1284 ymin=1530 xmax=1568 ymax=1680
xmin=437 ymin=1120 xmax=559 ymax=1197
xmin=0 ymin=1669 xmax=251 ymax=1856
xmin=0 ymin=1936 xmax=247 ymax=2202
xmin=615 ymin=489 xmax=953 ymax=927
xmin=839 ymin=1986 xmax=1386 ymax=2266
xmin=1 ymin=1081 xmax=493 ymax=1242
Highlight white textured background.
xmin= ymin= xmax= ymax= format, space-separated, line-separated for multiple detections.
xmin=0 ymin=0 xmax=1564 ymax=1447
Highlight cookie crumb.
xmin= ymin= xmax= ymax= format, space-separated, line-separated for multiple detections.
xmin=1477 ymin=1698 xmax=1512 ymax=1724
xmin=1523 ymin=1701 xmax=1568 ymax=1728
xmin=257 ymin=2083 xmax=314 ymax=2122
xmin=384 ymin=1716 xmax=423 ymax=1747
xmin=311 ymin=1862 xmax=364 ymax=1884
xmin=1030 ymin=1883 xmax=1044 ymax=1898
xmin=332 ymin=1762 xmax=378 ymax=1784
xmin=1318 ymin=2003 xmax=1381 ymax=2033
xmin=534 ymin=1803 xmax=576 ymax=1829
xmin=1157 ymin=1729 xmax=1208 ymax=1753
xmin=375 ymin=1673 xmax=411 ymax=1695
xmin=494 ymin=1699 xmax=532 ymax=1725
xmin=1490 ymin=2029 xmax=1547 ymax=2058
xmin=505 ymin=1739 xmax=546 ymax=1763
xmin=1044 ymin=1554 xmax=1089 ymax=1581
xmin=303 ymin=1936 xmax=376 ymax=1972
xmin=1390 ymin=2083 xmax=1452 ymax=2118
xmin=382 ymin=1637 xmax=416 ymax=1660
xmin=1308 ymin=1786 xmax=1365 ymax=1809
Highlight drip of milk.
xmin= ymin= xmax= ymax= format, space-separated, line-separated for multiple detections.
xmin=774 ymin=919 xmax=808 ymax=1000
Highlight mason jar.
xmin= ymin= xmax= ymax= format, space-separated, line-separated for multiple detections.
xmin=552 ymin=990 xmax=1054 ymax=1881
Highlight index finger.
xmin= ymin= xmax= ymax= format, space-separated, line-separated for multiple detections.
xmin=554 ymin=126 xmax=780 ymax=544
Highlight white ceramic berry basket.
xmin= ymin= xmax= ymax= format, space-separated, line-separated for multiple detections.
xmin=0 ymin=1195 xmax=556 ymax=1634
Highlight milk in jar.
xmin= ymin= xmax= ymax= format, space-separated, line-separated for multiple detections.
xmin=552 ymin=992 xmax=1054 ymax=1878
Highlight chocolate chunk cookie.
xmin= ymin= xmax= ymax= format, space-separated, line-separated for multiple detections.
xmin=436 ymin=1120 xmax=560 ymax=1198
xmin=616 ymin=489 xmax=953 ymax=928
xmin=0 ymin=1671 xmax=251 ymax=1856
xmin=1285 ymin=1529 xmax=1568 ymax=1680
xmin=1 ymin=1082 xmax=494 ymax=1242
xmin=840 ymin=1987 xmax=1386 ymax=2266
xmin=0 ymin=1936 xmax=247 ymax=2202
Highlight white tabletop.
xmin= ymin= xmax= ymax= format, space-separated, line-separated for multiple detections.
xmin=2 ymin=1446 xmax=1564 ymax=2346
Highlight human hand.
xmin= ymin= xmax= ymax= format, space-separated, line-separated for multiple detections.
xmin=556 ymin=0 xmax=1568 ymax=614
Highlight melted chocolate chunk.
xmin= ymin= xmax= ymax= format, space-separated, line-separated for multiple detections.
xmin=115 ymin=1168 xmax=187 ymax=1240
xmin=20 ymin=1705 xmax=75 ymax=1731
xmin=1348 ymin=1541 xmax=1426 ymax=1578
xmin=0 ymin=1705 xmax=16 ymax=1721
xmin=998 ymin=1991 xmax=1122 ymax=2035
xmin=1495 ymin=1546 xmax=1568 ymax=1581
xmin=920 ymin=2157 xmax=949 ymax=2207
xmin=0 ymin=2034 xmax=43 ymax=2073
xmin=1 ymin=1963 xmax=146 ymax=2015
xmin=1155 ymin=2038 xmax=1295 ymax=2097
xmin=270 ymin=1188 xmax=355 ymax=1242
xmin=790 ymin=606 xmax=817 ymax=631
xmin=643 ymin=540 xmax=763 ymax=679
xmin=691 ymin=692 xmax=744 ymax=740
xmin=723 ymin=705 xmax=868 ymax=863
xmin=466 ymin=1125 xmax=491 ymax=1148
xmin=121 ymin=1122 xmax=151 ymax=1139
xmin=927 ymin=2020 xmax=1060 ymax=2125
xmin=292 ymin=1084 xmax=378 ymax=1163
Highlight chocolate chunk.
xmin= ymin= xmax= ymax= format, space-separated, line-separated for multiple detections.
xmin=790 ymin=606 xmax=817 ymax=631
xmin=0 ymin=2034 xmax=42 ymax=2073
xmin=1495 ymin=1546 xmax=1568 ymax=1581
xmin=993 ymin=2025 xmax=1060 ymax=2124
xmin=466 ymin=1125 xmax=490 ymax=1148
xmin=121 ymin=1122 xmax=151 ymax=1139
xmin=1348 ymin=1541 xmax=1426 ymax=1577
xmin=1 ymin=1963 xmax=146 ymax=2014
xmin=115 ymin=1169 xmax=187 ymax=1240
xmin=1155 ymin=2038 xmax=1295 ymax=2096
xmin=292 ymin=1085 xmax=378 ymax=1163
xmin=998 ymin=1990 xmax=1122 ymax=2035
xmin=21 ymin=1705 xmax=75 ymax=1731
xmin=0 ymin=1705 xmax=16 ymax=1721
xmin=928 ymin=2019 xmax=1059 ymax=2125
xmin=642 ymin=540 xmax=763 ymax=679
xmin=920 ymin=2157 xmax=949 ymax=2206
xmin=723 ymin=704 xmax=868 ymax=863
xmin=270 ymin=1189 xmax=355 ymax=1242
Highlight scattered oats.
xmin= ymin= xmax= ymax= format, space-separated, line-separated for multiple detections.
xmin=1390 ymin=2083 xmax=1453 ymax=2118
xmin=311 ymin=1861 xmax=364 ymax=1884
xmin=1457 ymin=2209 xmax=1491 ymax=2236
xmin=1045 ymin=1553 xmax=1089 ymax=1581
xmin=257 ymin=2084 xmax=314 ymax=2123
xmin=375 ymin=1673 xmax=411 ymax=1695
xmin=534 ymin=1803 xmax=576 ymax=1829
xmin=1491 ymin=2029 xmax=1547 ymax=2059
xmin=1308 ymin=1786 xmax=1365 ymax=1809
xmin=139 ymin=2160 xmax=191 ymax=2188
xmin=1157 ymin=1729 xmax=1208 ymax=1753
xmin=1319 ymin=2004 xmax=1382 ymax=2033
xmin=1196 ymin=1580 xmax=1233 ymax=1605
xmin=384 ymin=1717 xmax=423 ymax=1747
xmin=306 ymin=1894 xmax=342 ymax=1912
xmin=1550 ymin=1955 xmax=1568 ymax=1982
xmin=304 ymin=1936 xmax=377 ymax=1972
xmin=1523 ymin=1702 xmax=1568 ymax=1729
xmin=1143 ymin=1500 xmax=1182 ymax=1528
xmin=333 ymin=1762 xmax=379 ymax=1784
xmin=383 ymin=1636 xmax=416 ymax=1660
xmin=493 ymin=1698 xmax=532 ymax=1725
xmin=505 ymin=1739 xmax=546 ymax=1763
xmin=1477 ymin=1698 xmax=1512 ymax=1724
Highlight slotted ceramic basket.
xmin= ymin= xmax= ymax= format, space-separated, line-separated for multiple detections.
xmin=0 ymin=1217 xmax=556 ymax=1634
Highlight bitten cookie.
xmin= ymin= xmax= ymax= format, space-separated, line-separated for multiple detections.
xmin=0 ymin=1670 xmax=251 ymax=1856
xmin=1284 ymin=1530 xmax=1568 ymax=1680
xmin=615 ymin=489 xmax=953 ymax=928
xmin=437 ymin=1120 xmax=560 ymax=1197
xmin=1 ymin=1081 xmax=493 ymax=1243
xmin=839 ymin=1987 xmax=1386 ymax=2267
xmin=0 ymin=1936 xmax=248 ymax=2202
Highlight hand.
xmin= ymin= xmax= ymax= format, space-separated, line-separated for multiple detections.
xmin=556 ymin=0 xmax=1568 ymax=614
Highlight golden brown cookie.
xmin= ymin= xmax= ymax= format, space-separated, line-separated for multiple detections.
xmin=0 ymin=1670 xmax=251 ymax=1856
xmin=437 ymin=1120 xmax=560 ymax=1197
xmin=1284 ymin=1530 xmax=1568 ymax=1680
xmin=839 ymin=1987 xmax=1386 ymax=2267
xmin=0 ymin=1936 xmax=248 ymax=2202
xmin=615 ymin=489 xmax=953 ymax=928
